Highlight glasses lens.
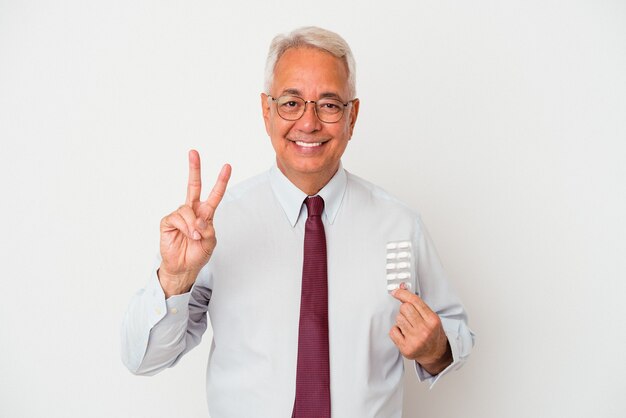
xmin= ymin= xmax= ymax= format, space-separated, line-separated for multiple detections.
xmin=316 ymin=99 xmax=344 ymax=123
xmin=276 ymin=96 xmax=305 ymax=120
xmin=274 ymin=95 xmax=347 ymax=123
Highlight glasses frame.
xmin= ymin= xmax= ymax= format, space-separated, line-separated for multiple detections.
xmin=268 ymin=95 xmax=355 ymax=124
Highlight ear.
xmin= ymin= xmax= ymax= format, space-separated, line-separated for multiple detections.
xmin=348 ymin=98 xmax=360 ymax=138
xmin=261 ymin=93 xmax=271 ymax=135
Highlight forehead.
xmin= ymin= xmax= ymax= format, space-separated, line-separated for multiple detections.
xmin=272 ymin=47 xmax=350 ymax=97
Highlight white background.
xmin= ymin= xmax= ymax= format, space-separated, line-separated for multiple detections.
xmin=1 ymin=1 xmax=625 ymax=417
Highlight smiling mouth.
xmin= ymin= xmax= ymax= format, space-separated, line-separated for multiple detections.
xmin=295 ymin=140 xmax=323 ymax=148
xmin=289 ymin=138 xmax=328 ymax=148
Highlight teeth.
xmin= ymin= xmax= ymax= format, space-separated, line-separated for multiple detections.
xmin=295 ymin=141 xmax=322 ymax=148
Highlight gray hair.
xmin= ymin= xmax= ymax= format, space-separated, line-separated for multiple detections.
xmin=264 ymin=26 xmax=357 ymax=99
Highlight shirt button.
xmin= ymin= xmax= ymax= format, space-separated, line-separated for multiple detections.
xmin=170 ymin=308 xmax=178 ymax=314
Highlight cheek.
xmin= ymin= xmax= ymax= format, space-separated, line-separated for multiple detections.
xmin=270 ymin=113 xmax=289 ymax=132
xmin=268 ymin=120 xmax=293 ymax=147
xmin=335 ymin=124 xmax=353 ymax=143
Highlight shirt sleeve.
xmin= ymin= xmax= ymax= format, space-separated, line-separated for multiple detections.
xmin=412 ymin=216 xmax=476 ymax=388
xmin=120 ymin=256 xmax=211 ymax=375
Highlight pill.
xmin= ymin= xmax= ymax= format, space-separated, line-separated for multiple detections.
xmin=387 ymin=283 xmax=400 ymax=291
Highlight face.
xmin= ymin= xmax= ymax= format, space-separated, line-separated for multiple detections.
xmin=262 ymin=47 xmax=359 ymax=192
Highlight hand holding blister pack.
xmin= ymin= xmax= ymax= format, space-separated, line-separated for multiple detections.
xmin=386 ymin=241 xmax=414 ymax=294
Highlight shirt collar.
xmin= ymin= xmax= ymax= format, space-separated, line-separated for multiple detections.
xmin=269 ymin=163 xmax=347 ymax=227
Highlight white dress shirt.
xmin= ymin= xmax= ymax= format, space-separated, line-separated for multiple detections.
xmin=121 ymin=164 xmax=474 ymax=417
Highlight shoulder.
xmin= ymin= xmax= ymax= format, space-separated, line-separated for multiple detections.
xmin=345 ymin=170 xmax=420 ymax=219
xmin=221 ymin=170 xmax=272 ymax=206
xmin=214 ymin=170 xmax=276 ymax=223
xmin=339 ymin=170 xmax=429 ymax=244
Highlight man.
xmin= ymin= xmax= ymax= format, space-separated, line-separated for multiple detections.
xmin=122 ymin=26 xmax=474 ymax=417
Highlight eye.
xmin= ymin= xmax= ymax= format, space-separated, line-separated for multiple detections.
xmin=318 ymin=100 xmax=343 ymax=113
xmin=278 ymin=96 xmax=303 ymax=112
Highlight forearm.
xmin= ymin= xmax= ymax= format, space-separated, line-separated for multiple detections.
xmin=121 ymin=269 xmax=195 ymax=375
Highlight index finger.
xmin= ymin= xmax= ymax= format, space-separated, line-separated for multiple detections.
xmin=391 ymin=288 xmax=432 ymax=316
xmin=201 ymin=163 xmax=232 ymax=219
xmin=186 ymin=149 xmax=202 ymax=206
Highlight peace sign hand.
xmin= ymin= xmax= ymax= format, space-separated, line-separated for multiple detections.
xmin=158 ymin=150 xmax=231 ymax=298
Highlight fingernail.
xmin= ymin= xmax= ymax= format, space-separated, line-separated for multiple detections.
xmin=198 ymin=220 xmax=207 ymax=230
xmin=193 ymin=230 xmax=201 ymax=240
xmin=399 ymin=282 xmax=406 ymax=290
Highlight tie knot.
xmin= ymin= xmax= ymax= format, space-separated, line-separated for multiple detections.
xmin=305 ymin=196 xmax=324 ymax=218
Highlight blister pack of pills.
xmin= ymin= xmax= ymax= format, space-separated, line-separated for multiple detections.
xmin=386 ymin=241 xmax=412 ymax=293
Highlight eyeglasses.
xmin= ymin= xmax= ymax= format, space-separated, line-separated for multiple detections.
xmin=268 ymin=95 xmax=354 ymax=123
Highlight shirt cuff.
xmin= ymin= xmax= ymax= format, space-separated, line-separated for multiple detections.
xmin=413 ymin=317 xmax=470 ymax=388
xmin=147 ymin=268 xmax=192 ymax=327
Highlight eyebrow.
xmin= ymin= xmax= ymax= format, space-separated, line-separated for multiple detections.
xmin=281 ymin=88 xmax=303 ymax=96
xmin=280 ymin=88 xmax=344 ymax=101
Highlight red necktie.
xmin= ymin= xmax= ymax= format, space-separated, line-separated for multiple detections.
xmin=292 ymin=196 xmax=331 ymax=417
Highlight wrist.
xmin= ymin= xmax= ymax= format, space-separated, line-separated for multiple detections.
xmin=417 ymin=339 xmax=452 ymax=375
xmin=157 ymin=267 xmax=197 ymax=298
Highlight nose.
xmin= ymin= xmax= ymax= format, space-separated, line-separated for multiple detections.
xmin=294 ymin=101 xmax=321 ymax=133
